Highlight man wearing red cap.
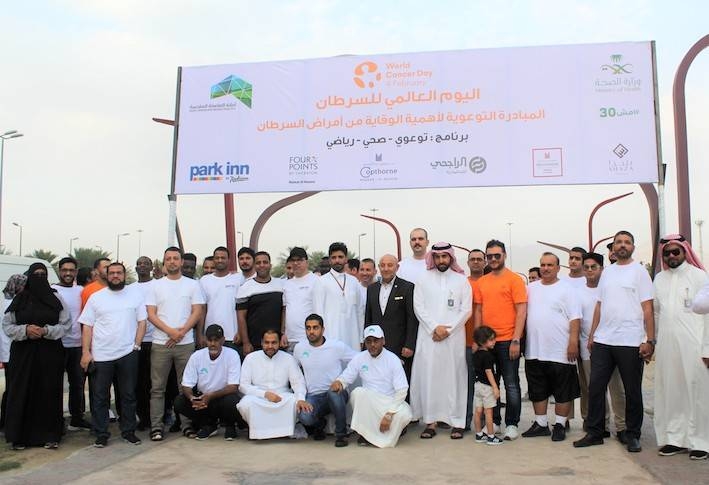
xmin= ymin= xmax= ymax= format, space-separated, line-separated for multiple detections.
xmin=654 ymin=234 xmax=709 ymax=460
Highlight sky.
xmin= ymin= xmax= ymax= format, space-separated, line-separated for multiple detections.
xmin=1 ymin=0 xmax=708 ymax=274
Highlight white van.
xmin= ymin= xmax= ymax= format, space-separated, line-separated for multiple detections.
xmin=0 ymin=255 xmax=60 ymax=288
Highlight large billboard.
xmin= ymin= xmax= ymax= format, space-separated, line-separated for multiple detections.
xmin=174 ymin=41 xmax=659 ymax=194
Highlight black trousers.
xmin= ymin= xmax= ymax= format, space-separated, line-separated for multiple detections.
xmin=587 ymin=343 xmax=644 ymax=439
xmin=136 ymin=343 xmax=152 ymax=426
xmin=64 ymin=347 xmax=86 ymax=419
xmin=173 ymin=393 xmax=242 ymax=428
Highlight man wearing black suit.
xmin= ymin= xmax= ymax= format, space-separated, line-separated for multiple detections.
xmin=364 ymin=254 xmax=418 ymax=383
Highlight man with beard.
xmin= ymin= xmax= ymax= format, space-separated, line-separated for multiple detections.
xmin=332 ymin=325 xmax=412 ymax=448
xmin=397 ymin=228 xmax=429 ymax=284
xmin=574 ymin=231 xmax=655 ymax=452
xmin=201 ymin=257 xmax=216 ymax=276
xmin=313 ymin=242 xmax=365 ymax=351
xmin=79 ymin=262 xmax=147 ymax=447
xmin=283 ymin=247 xmax=318 ymax=352
xmin=237 ymin=247 xmax=256 ymax=285
xmin=174 ymin=324 xmax=242 ymax=441
xmin=473 ymin=239 xmax=527 ymax=440
xmin=410 ymin=243 xmax=471 ymax=440
xmin=52 ymin=257 xmax=91 ymax=431
xmin=653 ymin=234 xmax=709 ymax=460
xmin=182 ymin=253 xmax=198 ymax=279
xmin=236 ymin=252 xmax=284 ymax=355
xmin=364 ymin=254 xmax=417 ymax=385
xmin=145 ymin=247 xmax=205 ymax=441
xmin=133 ymin=256 xmax=156 ymax=430
xmin=294 ymin=314 xmax=356 ymax=447
xmin=237 ymin=330 xmax=308 ymax=439
xmin=81 ymin=258 xmax=110 ymax=308
xmin=199 ymin=247 xmax=241 ymax=350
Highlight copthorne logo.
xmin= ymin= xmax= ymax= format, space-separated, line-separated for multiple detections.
xmin=353 ymin=61 xmax=381 ymax=89
xmin=190 ymin=162 xmax=250 ymax=182
xmin=601 ymin=54 xmax=633 ymax=75
xmin=210 ymin=75 xmax=253 ymax=108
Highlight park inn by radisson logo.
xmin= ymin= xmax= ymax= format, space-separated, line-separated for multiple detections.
xmin=189 ymin=161 xmax=250 ymax=183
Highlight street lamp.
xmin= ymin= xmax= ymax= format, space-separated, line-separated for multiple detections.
xmin=370 ymin=208 xmax=379 ymax=260
xmin=358 ymin=233 xmax=367 ymax=257
xmin=136 ymin=229 xmax=143 ymax=256
xmin=0 ymin=130 xmax=24 ymax=247
xmin=237 ymin=231 xmax=244 ymax=248
xmin=12 ymin=222 xmax=22 ymax=256
xmin=69 ymin=236 xmax=78 ymax=255
xmin=696 ymin=220 xmax=705 ymax=263
xmin=116 ymin=232 xmax=129 ymax=261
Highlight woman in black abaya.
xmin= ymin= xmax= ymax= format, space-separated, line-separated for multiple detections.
xmin=2 ymin=262 xmax=71 ymax=449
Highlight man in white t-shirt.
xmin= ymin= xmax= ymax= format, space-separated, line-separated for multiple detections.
xmin=397 ymin=228 xmax=429 ymax=284
xmin=174 ymin=324 xmax=243 ymax=440
xmin=565 ymin=246 xmax=587 ymax=288
xmin=294 ymin=313 xmax=356 ymax=447
xmin=282 ymin=247 xmax=318 ymax=351
xmin=79 ymin=262 xmax=147 ymax=448
xmin=53 ymin=256 xmax=91 ymax=431
xmin=198 ymin=246 xmax=241 ymax=349
xmin=574 ymin=231 xmax=656 ymax=453
xmin=145 ymin=247 xmax=206 ymax=441
xmin=521 ymin=252 xmax=581 ymax=443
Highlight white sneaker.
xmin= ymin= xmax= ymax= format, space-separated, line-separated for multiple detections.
xmin=503 ymin=424 xmax=519 ymax=440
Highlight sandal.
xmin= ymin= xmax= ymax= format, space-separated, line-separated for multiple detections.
xmin=150 ymin=429 xmax=164 ymax=441
xmin=420 ymin=427 xmax=437 ymax=439
xmin=450 ymin=428 xmax=464 ymax=439
xmin=182 ymin=427 xmax=197 ymax=439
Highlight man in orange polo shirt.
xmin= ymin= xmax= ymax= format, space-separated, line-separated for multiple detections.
xmin=464 ymin=249 xmax=486 ymax=431
xmin=473 ymin=239 xmax=527 ymax=440
xmin=81 ymin=258 xmax=111 ymax=309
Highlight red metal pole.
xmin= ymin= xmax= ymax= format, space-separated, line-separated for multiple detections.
xmin=224 ymin=194 xmax=237 ymax=271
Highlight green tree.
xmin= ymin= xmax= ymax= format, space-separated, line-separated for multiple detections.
xmin=271 ymin=247 xmax=356 ymax=277
xmin=26 ymin=249 xmax=58 ymax=264
xmin=71 ymin=247 xmax=112 ymax=269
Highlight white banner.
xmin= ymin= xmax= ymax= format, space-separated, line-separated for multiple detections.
xmin=174 ymin=42 xmax=658 ymax=194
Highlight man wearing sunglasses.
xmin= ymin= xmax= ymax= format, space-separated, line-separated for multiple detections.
xmin=473 ymin=239 xmax=527 ymax=440
xmin=653 ymin=234 xmax=709 ymax=460
xmin=574 ymin=230 xmax=655 ymax=453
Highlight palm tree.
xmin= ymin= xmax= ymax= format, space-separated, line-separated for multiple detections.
xmin=71 ymin=247 xmax=112 ymax=269
xmin=26 ymin=249 xmax=58 ymax=264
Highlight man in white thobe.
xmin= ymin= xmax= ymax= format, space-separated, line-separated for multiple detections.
xmin=237 ymin=330 xmax=310 ymax=439
xmin=331 ymin=325 xmax=412 ymax=448
xmin=410 ymin=242 xmax=472 ymax=438
xmin=654 ymin=234 xmax=709 ymax=460
xmin=313 ymin=242 xmax=364 ymax=350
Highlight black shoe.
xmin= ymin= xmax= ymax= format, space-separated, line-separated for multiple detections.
xmin=68 ymin=418 xmax=92 ymax=431
xmin=335 ymin=437 xmax=348 ymax=447
xmin=617 ymin=430 xmax=627 ymax=444
xmin=627 ymin=437 xmax=642 ymax=452
xmin=658 ymin=444 xmax=688 ymax=456
xmin=573 ymin=433 xmax=604 ymax=448
xmin=690 ymin=450 xmax=708 ymax=460
xmin=357 ymin=436 xmax=370 ymax=446
xmin=551 ymin=423 xmax=566 ymax=442
xmin=94 ymin=436 xmax=108 ymax=448
xmin=224 ymin=426 xmax=237 ymax=441
xmin=195 ymin=425 xmax=219 ymax=440
xmin=602 ymin=430 xmax=611 ymax=438
xmin=313 ymin=428 xmax=326 ymax=441
xmin=122 ymin=433 xmax=142 ymax=445
xmin=521 ymin=421 xmax=551 ymax=438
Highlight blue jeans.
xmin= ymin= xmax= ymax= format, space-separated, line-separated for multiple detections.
xmin=465 ymin=347 xmax=475 ymax=429
xmin=492 ymin=340 xmax=521 ymax=426
xmin=92 ymin=351 xmax=139 ymax=439
xmin=298 ymin=390 xmax=349 ymax=438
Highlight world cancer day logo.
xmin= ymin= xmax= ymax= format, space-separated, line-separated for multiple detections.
xmin=353 ymin=61 xmax=382 ymax=89
xmin=210 ymin=75 xmax=253 ymax=108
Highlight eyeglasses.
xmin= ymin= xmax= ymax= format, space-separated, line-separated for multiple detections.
xmin=485 ymin=254 xmax=503 ymax=261
xmin=662 ymin=248 xmax=682 ymax=257
xmin=583 ymin=264 xmax=600 ymax=270
xmin=660 ymin=235 xmax=686 ymax=244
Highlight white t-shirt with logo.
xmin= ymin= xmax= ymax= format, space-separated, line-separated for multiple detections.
xmin=78 ymin=285 xmax=147 ymax=362
xmin=594 ymin=262 xmax=654 ymax=347
xmin=145 ymin=276 xmax=206 ymax=346
xmin=283 ymin=272 xmax=318 ymax=343
xmin=134 ymin=280 xmax=156 ymax=342
xmin=525 ymin=279 xmax=582 ymax=364
xmin=52 ymin=284 xmax=83 ymax=348
xmin=181 ymin=346 xmax=241 ymax=394
xmin=293 ymin=338 xmax=356 ymax=394
xmin=200 ymin=273 xmax=241 ymax=340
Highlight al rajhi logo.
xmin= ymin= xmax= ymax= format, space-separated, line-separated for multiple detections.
xmin=353 ymin=61 xmax=381 ymax=88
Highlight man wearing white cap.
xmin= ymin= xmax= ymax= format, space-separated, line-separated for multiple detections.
xmin=330 ymin=325 xmax=412 ymax=448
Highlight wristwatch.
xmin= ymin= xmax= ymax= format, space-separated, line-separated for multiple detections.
xmin=646 ymin=339 xmax=656 ymax=347
xmin=511 ymin=339 xmax=520 ymax=345
xmin=133 ymin=344 xmax=141 ymax=351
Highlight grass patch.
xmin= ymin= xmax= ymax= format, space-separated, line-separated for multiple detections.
xmin=0 ymin=460 xmax=21 ymax=472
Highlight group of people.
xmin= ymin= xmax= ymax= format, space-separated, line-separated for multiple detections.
xmin=1 ymin=228 xmax=707 ymax=459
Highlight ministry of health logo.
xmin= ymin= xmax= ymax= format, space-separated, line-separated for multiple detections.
xmin=211 ymin=75 xmax=253 ymax=108
xmin=601 ymin=54 xmax=633 ymax=75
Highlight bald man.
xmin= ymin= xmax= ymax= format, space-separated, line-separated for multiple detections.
xmin=364 ymin=254 xmax=418 ymax=383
